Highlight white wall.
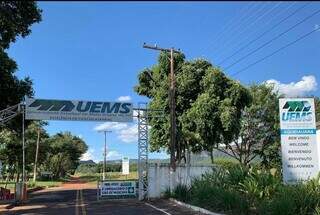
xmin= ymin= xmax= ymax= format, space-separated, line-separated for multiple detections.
xmin=148 ymin=163 xmax=214 ymax=198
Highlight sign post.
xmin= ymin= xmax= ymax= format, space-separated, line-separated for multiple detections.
xmin=279 ymin=98 xmax=319 ymax=183
xmin=122 ymin=157 xmax=129 ymax=176
xmin=98 ymin=181 xmax=136 ymax=200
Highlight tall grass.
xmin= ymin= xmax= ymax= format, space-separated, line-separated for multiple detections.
xmin=169 ymin=164 xmax=320 ymax=215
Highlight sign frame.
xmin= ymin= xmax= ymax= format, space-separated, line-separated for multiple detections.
xmin=279 ymin=98 xmax=319 ymax=184
xmin=98 ymin=180 xmax=137 ymax=200
xmin=25 ymin=97 xmax=133 ymax=122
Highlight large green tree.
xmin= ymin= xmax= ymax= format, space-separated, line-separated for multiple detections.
xmin=135 ymin=52 xmax=214 ymax=163
xmin=135 ymin=52 xmax=252 ymax=163
xmin=183 ymin=68 xmax=251 ymax=163
xmin=231 ymin=85 xmax=280 ymax=167
xmin=42 ymin=132 xmax=88 ymax=178
xmin=0 ymin=1 xmax=42 ymax=131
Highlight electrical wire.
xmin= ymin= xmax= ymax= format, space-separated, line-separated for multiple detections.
xmin=216 ymin=2 xmax=283 ymax=60
xmin=223 ymin=7 xmax=320 ymax=70
xmin=218 ymin=2 xmax=308 ymax=65
xmin=231 ymin=27 xmax=319 ymax=77
xmin=211 ymin=2 xmax=271 ymax=56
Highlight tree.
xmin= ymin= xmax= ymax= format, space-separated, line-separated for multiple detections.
xmin=24 ymin=121 xmax=49 ymax=181
xmin=135 ymin=52 xmax=213 ymax=163
xmin=0 ymin=1 xmax=42 ymax=180
xmin=43 ymin=132 xmax=88 ymax=178
xmin=0 ymin=1 xmax=41 ymax=131
xmin=0 ymin=1 xmax=42 ymax=49
xmin=0 ymin=128 xmax=21 ymax=182
xmin=315 ymin=97 xmax=320 ymax=124
xmin=183 ymin=68 xmax=251 ymax=163
xmin=223 ymin=85 xmax=281 ymax=167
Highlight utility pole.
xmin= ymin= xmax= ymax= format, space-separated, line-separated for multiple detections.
xmin=143 ymin=43 xmax=180 ymax=171
xmin=33 ymin=128 xmax=40 ymax=182
xmin=99 ymin=130 xmax=111 ymax=180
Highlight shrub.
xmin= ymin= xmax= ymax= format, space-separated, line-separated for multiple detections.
xmin=172 ymin=184 xmax=190 ymax=202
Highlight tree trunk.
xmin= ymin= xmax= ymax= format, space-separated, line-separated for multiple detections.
xmin=33 ymin=128 xmax=41 ymax=182
xmin=210 ymin=150 xmax=214 ymax=164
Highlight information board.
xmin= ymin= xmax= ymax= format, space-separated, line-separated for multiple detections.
xmin=100 ymin=181 xmax=136 ymax=196
xmin=25 ymin=98 xmax=133 ymax=122
xmin=122 ymin=157 xmax=129 ymax=175
xmin=279 ymin=98 xmax=319 ymax=183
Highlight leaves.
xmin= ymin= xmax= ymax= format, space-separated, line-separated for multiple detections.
xmin=0 ymin=1 xmax=42 ymax=49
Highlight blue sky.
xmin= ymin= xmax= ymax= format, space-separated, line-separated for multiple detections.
xmin=7 ymin=2 xmax=320 ymax=162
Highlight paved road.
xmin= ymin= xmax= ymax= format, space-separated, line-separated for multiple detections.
xmin=1 ymin=186 xmax=204 ymax=215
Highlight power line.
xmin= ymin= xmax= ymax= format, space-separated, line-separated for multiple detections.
xmin=218 ymin=2 xmax=308 ymax=65
xmin=211 ymin=2 xmax=270 ymax=56
xmin=219 ymin=2 xmax=296 ymax=63
xmin=231 ymin=27 xmax=319 ymax=77
xmin=207 ymin=2 xmax=257 ymax=50
xmin=216 ymin=2 xmax=283 ymax=60
xmin=223 ymin=7 xmax=320 ymax=70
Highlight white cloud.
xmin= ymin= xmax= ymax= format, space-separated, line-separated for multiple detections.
xmin=81 ymin=149 xmax=95 ymax=161
xmin=94 ymin=122 xmax=128 ymax=132
xmin=265 ymin=75 xmax=317 ymax=97
xmin=117 ymin=96 xmax=131 ymax=102
xmin=314 ymin=24 xmax=320 ymax=31
xmin=117 ymin=124 xmax=138 ymax=143
xmin=107 ymin=150 xmax=122 ymax=160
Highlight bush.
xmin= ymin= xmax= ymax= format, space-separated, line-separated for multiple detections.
xmin=170 ymin=165 xmax=320 ymax=215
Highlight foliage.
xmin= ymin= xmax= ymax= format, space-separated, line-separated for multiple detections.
xmin=0 ymin=1 xmax=42 ymax=131
xmin=41 ymin=132 xmax=87 ymax=179
xmin=0 ymin=1 xmax=42 ymax=49
xmin=183 ymin=68 xmax=251 ymax=163
xmin=75 ymin=162 xmax=138 ymax=174
xmin=171 ymin=165 xmax=320 ymax=215
xmin=241 ymin=85 xmax=281 ymax=168
xmin=135 ymin=53 xmax=252 ymax=163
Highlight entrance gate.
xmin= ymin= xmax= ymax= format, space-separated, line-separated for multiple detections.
xmin=0 ymin=98 xmax=163 ymax=200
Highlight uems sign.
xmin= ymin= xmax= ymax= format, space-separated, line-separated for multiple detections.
xmin=25 ymin=98 xmax=133 ymax=122
xmin=279 ymin=98 xmax=319 ymax=184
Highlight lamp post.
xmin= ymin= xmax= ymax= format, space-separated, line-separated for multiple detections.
xmin=99 ymin=130 xmax=111 ymax=181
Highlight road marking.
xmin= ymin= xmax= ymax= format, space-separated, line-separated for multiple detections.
xmin=145 ymin=202 xmax=172 ymax=215
xmin=75 ymin=189 xmax=80 ymax=215
xmin=80 ymin=189 xmax=87 ymax=215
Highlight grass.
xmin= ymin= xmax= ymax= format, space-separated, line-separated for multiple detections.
xmin=168 ymin=165 xmax=320 ymax=215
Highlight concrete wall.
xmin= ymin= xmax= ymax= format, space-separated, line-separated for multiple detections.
xmin=148 ymin=163 xmax=214 ymax=198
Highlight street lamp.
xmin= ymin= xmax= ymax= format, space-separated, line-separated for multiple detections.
xmin=99 ymin=130 xmax=112 ymax=181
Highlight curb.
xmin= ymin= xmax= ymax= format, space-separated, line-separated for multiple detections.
xmin=169 ymin=198 xmax=224 ymax=215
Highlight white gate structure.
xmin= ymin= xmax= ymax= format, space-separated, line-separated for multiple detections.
xmin=0 ymin=98 xmax=163 ymax=201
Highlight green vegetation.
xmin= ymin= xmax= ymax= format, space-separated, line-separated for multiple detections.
xmin=76 ymin=172 xmax=138 ymax=184
xmin=167 ymin=165 xmax=320 ymax=215
xmin=134 ymin=50 xmax=286 ymax=167
xmin=75 ymin=162 xmax=138 ymax=175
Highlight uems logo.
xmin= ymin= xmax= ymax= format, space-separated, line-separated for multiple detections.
xmin=282 ymin=101 xmax=312 ymax=122
xmin=29 ymin=99 xmax=132 ymax=114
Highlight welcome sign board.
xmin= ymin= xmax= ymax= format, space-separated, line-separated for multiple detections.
xmin=279 ymin=98 xmax=319 ymax=183
xmin=100 ymin=181 xmax=136 ymax=196
xmin=25 ymin=98 xmax=133 ymax=122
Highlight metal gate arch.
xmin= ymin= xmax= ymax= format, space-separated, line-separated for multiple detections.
xmin=0 ymin=100 xmax=163 ymax=201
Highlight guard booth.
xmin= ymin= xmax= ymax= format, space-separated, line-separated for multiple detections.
xmin=0 ymin=98 xmax=160 ymax=201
